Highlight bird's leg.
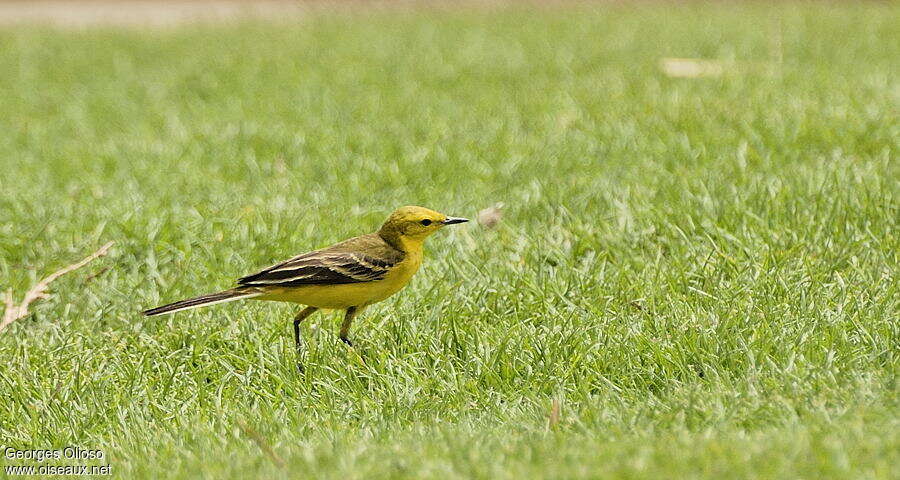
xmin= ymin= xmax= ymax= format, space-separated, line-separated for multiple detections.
xmin=339 ymin=306 xmax=359 ymax=346
xmin=292 ymin=306 xmax=318 ymax=355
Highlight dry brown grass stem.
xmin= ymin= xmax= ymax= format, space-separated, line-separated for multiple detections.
xmin=1 ymin=241 xmax=114 ymax=334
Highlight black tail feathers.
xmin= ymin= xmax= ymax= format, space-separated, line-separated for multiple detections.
xmin=142 ymin=289 xmax=260 ymax=316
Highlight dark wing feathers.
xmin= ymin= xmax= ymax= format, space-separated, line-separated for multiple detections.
xmin=237 ymin=234 xmax=404 ymax=287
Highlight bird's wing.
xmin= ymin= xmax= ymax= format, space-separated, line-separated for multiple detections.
xmin=238 ymin=239 xmax=403 ymax=287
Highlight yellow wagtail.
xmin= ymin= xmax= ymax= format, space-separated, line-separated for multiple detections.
xmin=143 ymin=206 xmax=468 ymax=351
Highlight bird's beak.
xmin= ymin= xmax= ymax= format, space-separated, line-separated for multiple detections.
xmin=442 ymin=217 xmax=469 ymax=225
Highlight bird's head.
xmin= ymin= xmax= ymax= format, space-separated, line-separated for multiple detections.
xmin=378 ymin=205 xmax=468 ymax=248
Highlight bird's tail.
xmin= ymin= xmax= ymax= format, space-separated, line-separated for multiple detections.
xmin=142 ymin=288 xmax=261 ymax=316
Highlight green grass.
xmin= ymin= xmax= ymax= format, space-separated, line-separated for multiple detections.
xmin=0 ymin=2 xmax=897 ymax=478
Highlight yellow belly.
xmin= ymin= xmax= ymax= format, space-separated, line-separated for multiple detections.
xmin=254 ymin=252 xmax=422 ymax=309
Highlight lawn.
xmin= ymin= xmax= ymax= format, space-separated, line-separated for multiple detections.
xmin=0 ymin=2 xmax=897 ymax=478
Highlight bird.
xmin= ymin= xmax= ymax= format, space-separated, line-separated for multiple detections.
xmin=142 ymin=206 xmax=468 ymax=355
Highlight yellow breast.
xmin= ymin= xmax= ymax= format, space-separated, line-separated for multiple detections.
xmin=377 ymin=248 xmax=423 ymax=301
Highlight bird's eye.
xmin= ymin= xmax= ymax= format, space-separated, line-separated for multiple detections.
xmin=420 ymin=219 xmax=432 ymax=226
